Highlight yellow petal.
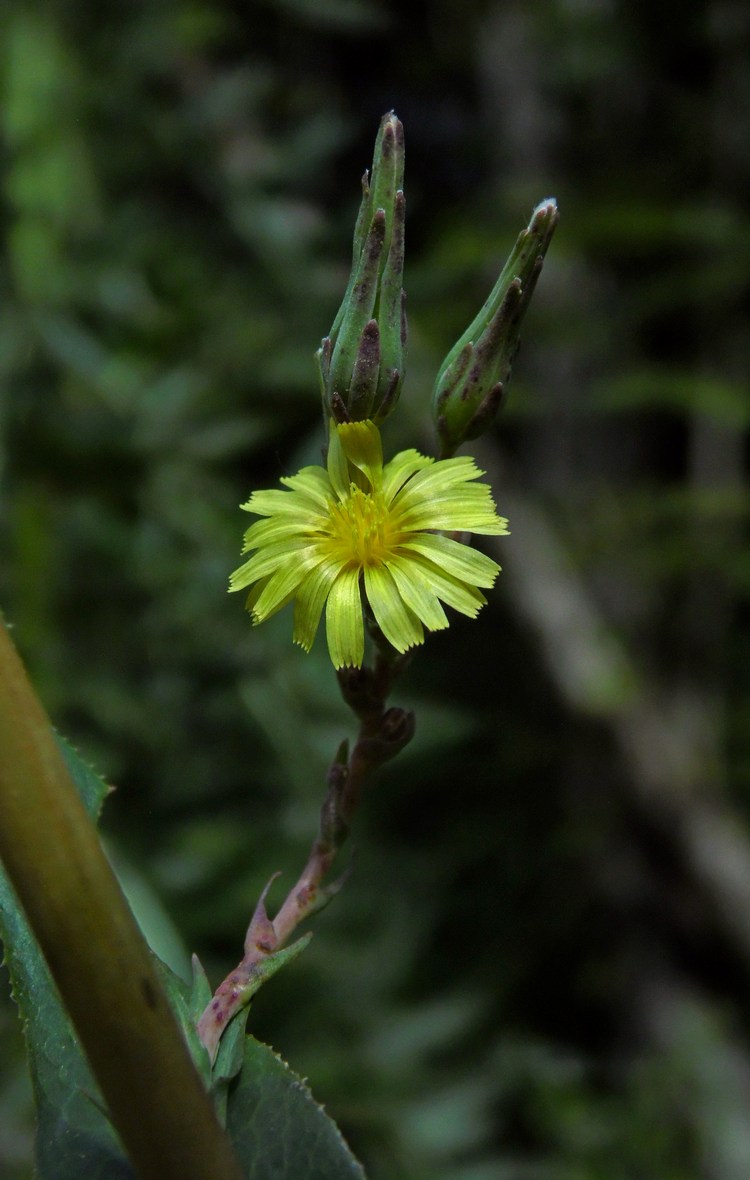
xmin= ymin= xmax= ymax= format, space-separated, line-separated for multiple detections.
xmin=364 ymin=564 xmax=424 ymax=653
xmin=326 ymin=419 xmax=351 ymax=501
xmin=292 ymin=556 xmax=343 ymax=652
xmin=337 ymin=420 xmax=383 ymax=489
xmin=401 ymin=533 xmax=500 ymax=587
xmin=325 ymin=567 xmax=365 ymax=668
xmin=386 ymin=555 xmax=449 ymax=632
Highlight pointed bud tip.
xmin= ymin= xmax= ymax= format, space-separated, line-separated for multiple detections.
xmin=532 ymin=196 xmax=557 ymax=215
xmin=529 ymin=198 xmax=559 ymax=234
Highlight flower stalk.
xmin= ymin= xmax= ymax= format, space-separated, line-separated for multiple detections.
xmin=197 ymin=647 xmax=412 ymax=1064
xmin=208 ymin=114 xmax=557 ymax=1071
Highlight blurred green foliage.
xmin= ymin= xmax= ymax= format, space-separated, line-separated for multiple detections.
xmin=2 ymin=1 xmax=750 ymax=1178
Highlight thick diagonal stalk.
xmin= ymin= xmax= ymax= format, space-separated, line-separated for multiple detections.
xmin=0 ymin=620 xmax=244 ymax=1180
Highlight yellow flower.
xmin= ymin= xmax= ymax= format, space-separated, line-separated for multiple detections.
xmin=230 ymin=420 xmax=509 ymax=669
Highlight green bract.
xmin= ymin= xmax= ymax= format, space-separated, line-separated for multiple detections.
xmin=230 ymin=419 xmax=509 ymax=669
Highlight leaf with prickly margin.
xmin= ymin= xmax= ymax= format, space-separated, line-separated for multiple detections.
xmin=0 ymin=736 xmax=133 ymax=1179
xmin=226 ymin=1036 xmax=367 ymax=1180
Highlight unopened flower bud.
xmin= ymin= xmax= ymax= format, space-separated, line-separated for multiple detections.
xmin=317 ymin=112 xmax=407 ymax=425
xmin=432 ymin=198 xmax=558 ymax=457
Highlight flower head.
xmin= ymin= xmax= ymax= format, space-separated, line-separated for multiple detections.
xmin=230 ymin=420 xmax=509 ymax=668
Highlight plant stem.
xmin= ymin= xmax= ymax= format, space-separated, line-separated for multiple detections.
xmin=198 ymin=647 xmax=414 ymax=1062
xmin=0 ymin=620 xmax=244 ymax=1180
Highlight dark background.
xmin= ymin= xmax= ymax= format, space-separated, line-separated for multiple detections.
xmin=2 ymin=1 xmax=750 ymax=1176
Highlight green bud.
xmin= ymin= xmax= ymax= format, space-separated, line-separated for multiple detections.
xmin=431 ymin=198 xmax=559 ymax=457
xmin=317 ymin=111 xmax=407 ymax=425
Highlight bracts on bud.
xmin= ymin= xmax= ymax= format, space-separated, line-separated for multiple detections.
xmin=317 ymin=112 xmax=407 ymax=425
xmin=432 ymin=198 xmax=559 ymax=457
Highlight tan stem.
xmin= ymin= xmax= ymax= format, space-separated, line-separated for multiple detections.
xmin=198 ymin=642 xmax=413 ymax=1064
xmin=198 ymin=712 xmax=378 ymax=1061
xmin=0 ymin=620 xmax=244 ymax=1180
xmin=271 ymin=840 xmax=336 ymax=946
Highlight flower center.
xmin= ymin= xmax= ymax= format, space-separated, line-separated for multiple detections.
xmin=326 ymin=485 xmax=396 ymax=568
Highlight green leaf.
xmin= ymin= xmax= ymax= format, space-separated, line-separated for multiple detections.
xmin=137 ymin=918 xmax=367 ymax=1174
xmin=151 ymin=953 xmax=213 ymax=1090
xmin=152 ymin=951 xmax=251 ymax=1124
xmin=226 ymin=1036 xmax=366 ymax=1180
xmin=0 ymin=736 xmax=133 ymax=1179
